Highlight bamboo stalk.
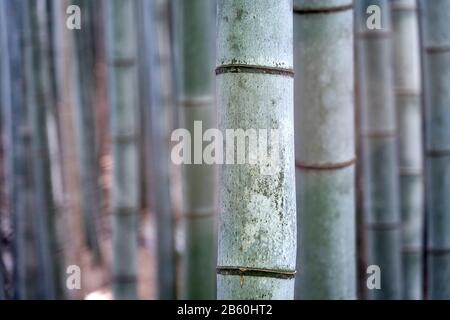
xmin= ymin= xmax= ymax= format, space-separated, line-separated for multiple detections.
xmin=1 ymin=0 xmax=39 ymax=299
xmin=105 ymin=0 xmax=140 ymax=300
xmin=72 ymin=0 xmax=103 ymax=263
xmin=391 ymin=0 xmax=424 ymax=300
xmin=293 ymin=0 xmax=356 ymax=299
xmin=355 ymin=0 xmax=402 ymax=299
xmin=175 ymin=0 xmax=216 ymax=300
xmin=25 ymin=0 xmax=58 ymax=299
xmin=138 ymin=0 xmax=177 ymax=299
xmin=217 ymin=0 xmax=297 ymax=300
xmin=419 ymin=0 xmax=450 ymax=300
xmin=0 ymin=0 xmax=6 ymax=301
xmin=52 ymin=0 xmax=85 ymax=299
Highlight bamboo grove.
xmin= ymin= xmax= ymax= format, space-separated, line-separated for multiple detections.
xmin=0 ymin=0 xmax=449 ymax=300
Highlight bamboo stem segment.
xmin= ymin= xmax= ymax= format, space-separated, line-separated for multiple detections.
xmin=106 ymin=0 xmax=140 ymax=300
xmin=217 ymin=0 xmax=296 ymax=300
xmin=73 ymin=0 xmax=103 ymax=264
xmin=355 ymin=0 xmax=402 ymax=299
xmin=137 ymin=0 xmax=177 ymax=299
xmin=176 ymin=0 xmax=216 ymax=300
xmin=294 ymin=0 xmax=356 ymax=300
xmin=420 ymin=0 xmax=450 ymax=300
xmin=392 ymin=0 xmax=424 ymax=300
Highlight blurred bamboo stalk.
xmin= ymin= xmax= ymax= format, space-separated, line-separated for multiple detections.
xmin=51 ymin=0 xmax=86 ymax=299
xmin=105 ymin=0 xmax=140 ymax=300
xmin=355 ymin=0 xmax=402 ymax=299
xmin=138 ymin=0 xmax=177 ymax=299
xmin=216 ymin=0 xmax=297 ymax=299
xmin=175 ymin=0 xmax=216 ymax=300
xmin=391 ymin=0 xmax=424 ymax=300
xmin=0 ymin=0 xmax=7 ymax=300
xmin=294 ymin=0 xmax=356 ymax=299
xmin=420 ymin=0 xmax=450 ymax=300
xmin=72 ymin=0 xmax=103 ymax=264
xmin=25 ymin=0 xmax=64 ymax=299
xmin=1 ymin=0 xmax=38 ymax=299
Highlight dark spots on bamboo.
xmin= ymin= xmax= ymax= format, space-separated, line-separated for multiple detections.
xmin=236 ymin=8 xmax=246 ymax=21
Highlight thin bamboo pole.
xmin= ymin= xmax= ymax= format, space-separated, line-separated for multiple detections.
xmin=0 ymin=254 xmax=4 ymax=299
xmin=355 ymin=0 xmax=402 ymax=299
xmin=138 ymin=0 xmax=177 ymax=299
xmin=2 ymin=0 xmax=38 ymax=299
xmin=176 ymin=0 xmax=216 ymax=299
xmin=72 ymin=0 xmax=103 ymax=263
xmin=217 ymin=0 xmax=297 ymax=299
xmin=105 ymin=0 xmax=140 ymax=300
xmin=293 ymin=0 xmax=356 ymax=299
xmin=419 ymin=0 xmax=450 ymax=300
xmin=25 ymin=0 xmax=57 ymax=299
xmin=391 ymin=0 xmax=424 ymax=300
xmin=52 ymin=0 xmax=85 ymax=299
xmin=0 ymin=0 xmax=6 ymax=301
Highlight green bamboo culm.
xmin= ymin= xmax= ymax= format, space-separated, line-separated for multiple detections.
xmin=419 ymin=0 xmax=450 ymax=300
xmin=137 ymin=0 xmax=177 ymax=299
xmin=2 ymin=0 xmax=40 ymax=299
xmin=217 ymin=0 xmax=297 ymax=299
xmin=106 ymin=0 xmax=140 ymax=299
xmin=293 ymin=0 xmax=356 ymax=300
xmin=1 ymin=0 xmax=24 ymax=299
xmin=176 ymin=0 xmax=216 ymax=299
xmin=72 ymin=0 xmax=103 ymax=263
xmin=391 ymin=0 xmax=424 ymax=300
xmin=26 ymin=0 xmax=64 ymax=299
xmin=355 ymin=0 xmax=402 ymax=299
xmin=0 ymin=0 xmax=6 ymax=299
xmin=38 ymin=0 xmax=66 ymax=299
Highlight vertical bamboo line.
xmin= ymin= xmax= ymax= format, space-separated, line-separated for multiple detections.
xmin=176 ymin=0 xmax=216 ymax=299
xmin=293 ymin=0 xmax=356 ymax=299
xmin=72 ymin=0 xmax=103 ymax=263
xmin=217 ymin=0 xmax=297 ymax=299
xmin=25 ymin=0 xmax=57 ymax=299
xmin=52 ymin=0 xmax=86 ymax=299
xmin=391 ymin=0 xmax=424 ymax=300
xmin=105 ymin=0 xmax=139 ymax=300
xmin=419 ymin=0 xmax=450 ymax=300
xmin=0 ymin=1 xmax=6 ymax=299
xmin=2 ymin=0 xmax=38 ymax=299
xmin=138 ymin=0 xmax=177 ymax=299
xmin=355 ymin=0 xmax=402 ymax=299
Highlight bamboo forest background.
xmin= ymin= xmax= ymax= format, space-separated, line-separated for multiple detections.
xmin=0 ymin=0 xmax=449 ymax=300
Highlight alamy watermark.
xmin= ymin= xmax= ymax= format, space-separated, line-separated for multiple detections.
xmin=171 ymin=121 xmax=281 ymax=176
xmin=366 ymin=265 xmax=381 ymax=290
xmin=66 ymin=265 xmax=81 ymax=290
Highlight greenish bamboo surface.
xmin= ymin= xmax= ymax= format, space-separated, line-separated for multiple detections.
xmin=73 ymin=0 xmax=103 ymax=263
xmin=420 ymin=0 xmax=450 ymax=300
xmin=2 ymin=0 xmax=40 ymax=299
xmin=176 ymin=0 xmax=216 ymax=300
xmin=137 ymin=0 xmax=177 ymax=299
xmin=355 ymin=0 xmax=402 ymax=299
xmin=26 ymin=0 xmax=60 ymax=299
xmin=0 ymin=0 xmax=6 ymax=300
xmin=217 ymin=0 xmax=297 ymax=300
xmin=106 ymin=0 xmax=140 ymax=300
xmin=294 ymin=0 xmax=356 ymax=300
xmin=392 ymin=0 xmax=424 ymax=300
